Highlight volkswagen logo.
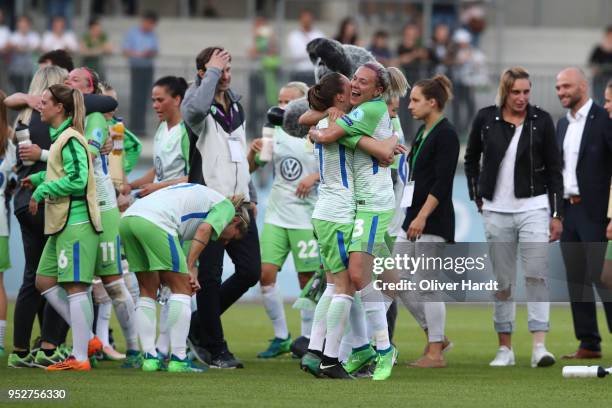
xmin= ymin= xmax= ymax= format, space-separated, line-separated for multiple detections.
xmin=280 ymin=157 xmax=302 ymax=181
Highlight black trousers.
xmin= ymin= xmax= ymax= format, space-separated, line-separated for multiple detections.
xmin=195 ymin=208 xmax=261 ymax=355
xmin=13 ymin=209 xmax=69 ymax=350
xmin=560 ymin=201 xmax=612 ymax=352
xmin=129 ymin=65 xmax=153 ymax=135
xmin=386 ymin=300 xmax=397 ymax=341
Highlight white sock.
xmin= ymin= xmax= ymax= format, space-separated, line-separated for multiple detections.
xmin=96 ymin=301 xmax=112 ymax=347
xmin=105 ymin=279 xmax=139 ymax=351
xmin=361 ymin=282 xmax=391 ymax=352
xmin=0 ymin=320 xmax=6 ymax=348
xmin=167 ymin=294 xmax=191 ymax=360
xmin=300 ymin=309 xmax=314 ymax=339
xmin=42 ymin=285 xmax=71 ymax=324
xmin=68 ymin=291 xmax=94 ymax=362
xmin=136 ymin=297 xmax=157 ymax=357
xmin=156 ymin=302 xmax=170 ymax=356
xmin=261 ymin=285 xmax=289 ymax=339
xmin=323 ymin=294 xmax=353 ymax=359
xmin=308 ymin=283 xmax=334 ymax=352
xmin=349 ymin=293 xmax=369 ymax=348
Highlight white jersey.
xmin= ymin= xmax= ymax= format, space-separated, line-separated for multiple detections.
xmin=0 ymin=142 xmax=16 ymax=236
xmin=312 ymin=118 xmax=356 ymax=224
xmin=86 ymin=113 xmax=117 ymax=213
xmin=263 ymin=126 xmax=318 ymax=229
xmin=153 ymin=121 xmax=189 ymax=183
xmin=123 ymin=183 xmax=233 ymax=240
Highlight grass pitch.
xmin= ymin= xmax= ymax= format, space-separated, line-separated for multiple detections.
xmin=1 ymin=303 xmax=610 ymax=408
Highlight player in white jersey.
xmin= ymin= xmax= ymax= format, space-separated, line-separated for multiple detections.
xmin=247 ymin=82 xmax=321 ymax=358
xmin=64 ymin=67 xmax=138 ymax=362
xmin=309 ymin=64 xmax=408 ymax=380
xmin=120 ymin=183 xmax=249 ymax=372
xmin=129 ymin=76 xmax=189 ymax=196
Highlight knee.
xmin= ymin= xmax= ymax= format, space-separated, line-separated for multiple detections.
xmin=259 ymin=264 xmax=278 ymax=287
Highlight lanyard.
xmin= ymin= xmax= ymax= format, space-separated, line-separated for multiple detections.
xmin=409 ymin=116 xmax=444 ymax=181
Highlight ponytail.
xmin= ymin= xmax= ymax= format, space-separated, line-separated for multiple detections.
xmin=413 ymin=74 xmax=453 ymax=110
xmin=307 ymin=72 xmax=346 ymax=112
xmin=47 ymin=84 xmax=86 ymax=134
xmin=384 ymin=66 xmax=410 ymax=102
xmin=229 ymin=194 xmax=250 ymax=236
xmin=71 ymin=89 xmax=85 ymax=135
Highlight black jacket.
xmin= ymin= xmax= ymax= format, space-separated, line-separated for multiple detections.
xmin=401 ymin=118 xmax=460 ymax=242
xmin=556 ymin=102 xmax=612 ymax=223
xmin=464 ymin=104 xmax=563 ymax=217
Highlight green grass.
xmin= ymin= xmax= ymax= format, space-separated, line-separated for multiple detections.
xmin=1 ymin=303 xmax=611 ymax=408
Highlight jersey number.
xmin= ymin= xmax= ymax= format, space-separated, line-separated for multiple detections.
xmin=100 ymin=241 xmax=116 ymax=262
xmin=297 ymin=240 xmax=318 ymax=259
xmin=58 ymin=250 xmax=69 ymax=269
xmin=352 ymin=219 xmax=365 ymax=238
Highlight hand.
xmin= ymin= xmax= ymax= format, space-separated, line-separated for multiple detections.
xmin=250 ymin=138 xmax=263 ymax=153
xmin=117 ymin=193 xmax=132 ymax=212
xmin=549 ymin=218 xmax=563 ymax=242
xmin=19 ymin=143 xmax=42 ymax=162
xmin=407 ymin=214 xmax=426 ymax=241
xmin=295 ymin=174 xmax=317 ymax=198
xmin=27 ymin=94 xmax=42 ymax=110
xmin=326 ymin=107 xmax=345 ymax=122
xmin=308 ymin=128 xmax=321 ymax=144
xmin=21 ymin=176 xmax=34 ymax=189
xmin=138 ymin=183 xmax=160 ymax=198
xmin=121 ymin=181 xmax=132 ymax=195
xmin=607 ymin=220 xmax=612 ymax=240
xmin=394 ymin=144 xmax=408 ymax=155
xmin=100 ymin=135 xmax=113 ymax=155
xmin=188 ymin=266 xmax=201 ymax=293
xmin=205 ymin=49 xmax=231 ymax=71
xmin=29 ymin=197 xmax=39 ymax=215
xmin=378 ymin=153 xmax=395 ymax=167
xmin=250 ymin=202 xmax=258 ymax=219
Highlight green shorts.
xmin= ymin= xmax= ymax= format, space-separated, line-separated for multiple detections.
xmin=0 ymin=236 xmax=10 ymax=271
xmin=120 ymin=216 xmax=187 ymax=274
xmin=96 ymin=207 xmax=122 ymax=277
xmin=606 ymin=241 xmax=612 ymax=260
xmin=37 ymin=222 xmax=99 ymax=284
xmin=312 ymin=219 xmax=352 ymax=274
xmin=348 ymin=210 xmax=393 ymax=258
xmin=260 ymin=223 xmax=319 ymax=272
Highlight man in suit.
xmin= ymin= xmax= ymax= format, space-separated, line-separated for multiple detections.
xmin=556 ymin=67 xmax=612 ymax=359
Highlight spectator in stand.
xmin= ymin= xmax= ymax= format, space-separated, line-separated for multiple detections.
xmin=122 ymin=10 xmax=159 ymax=136
xmin=47 ymin=0 xmax=74 ymax=29
xmin=429 ymin=23 xmax=452 ymax=76
xmin=7 ymin=16 xmax=40 ymax=93
xmin=0 ymin=10 xmax=10 ymax=91
xmin=368 ymin=30 xmax=393 ymax=67
xmin=38 ymin=49 xmax=74 ymax=72
xmin=588 ymin=26 xmax=612 ymax=106
xmin=459 ymin=0 xmax=487 ymax=47
xmin=80 ymin=17 xmax=113 ymax=80
xmin=333 ymin=17 xmax=361 ymax=46
xmin=287 ymin=9 xmax=324 ymax=85
xmin=41 ymin=15 xmax=78 ymax=53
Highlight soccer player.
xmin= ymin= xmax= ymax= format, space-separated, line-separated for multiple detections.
xmin=310 ymin=63 xmax=407 ymax=380
xmin=247 ymin=81 xmax=319 ymax=358
xmin=120 ymin=182 xmax=249 ymax=372
xmin=65 ymin=67 xmax=138 ymax=362
xmin=0 ymin=91 xmax=16 ymax=357
xmin=26 ymin=84 xmax=102 ymax=371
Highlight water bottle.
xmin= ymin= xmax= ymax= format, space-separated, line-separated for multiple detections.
xmin=259 ymin=123 xmax=274 ymax=161
xmin=15 ymin=121 xmax=34 ymax=166
xmin=562 ymin=366 xmax=610 ymax=378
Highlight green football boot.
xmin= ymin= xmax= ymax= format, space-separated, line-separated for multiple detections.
xmin=257 ymin=336 xmax=292 ymax=358
xmin=33 ymin=349 xmax=65 ymax=368
xmin=121 ymin=350 xmax=143 ymax=369
xmin=343 ymin=344 xmax=377 ymax=375
xmin=372 ymin=345 xmax=398 ymax=381
xmin=8 ymin=352 xmax=36 ymax=368
xmin=141 ymin=353 xmax=162 ymax=372
xmin=300 ymin=351 xmax=322 ymax=377
xmin=167 ymin=355 xmax=207 ymax=373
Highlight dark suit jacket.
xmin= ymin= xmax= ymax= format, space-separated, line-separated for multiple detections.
xmin=556 ymin=102 xmax=612 ymax=223
xmin=401 ymin=118 xmax=460 ymax=242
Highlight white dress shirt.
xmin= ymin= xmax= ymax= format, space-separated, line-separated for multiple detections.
xmin=287 ymin=27 xmax=324 ymax=72
xmin=562 ymin=98 xmax=593 ymax=197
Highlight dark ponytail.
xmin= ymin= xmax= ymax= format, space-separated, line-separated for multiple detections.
xmin=414 ymin=74 xmax=453 ymax=110
xmin=154 ymin=75 xmax=189 ymax=100
xmin=307 ymin=72 xmax=346 ymax=112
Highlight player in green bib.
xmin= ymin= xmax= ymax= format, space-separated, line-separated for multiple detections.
xmin=309 ymin=64 xmax=409 ymax=380
xmin=66 ymin=67 xmax=139 ymax=362
xmin=26 ymin=84 xmax=102 ymax=371
xmin=248 ymin=82 xmax=321 ymax=358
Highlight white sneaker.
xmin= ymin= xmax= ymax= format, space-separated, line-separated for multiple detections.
xmin=531 ymin=344 xmax=555 ymax=368
xmin=489 ymin=346 xmax=515 ymax=366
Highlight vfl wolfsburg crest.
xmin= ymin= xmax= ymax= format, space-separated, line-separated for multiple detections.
xmin=280 ymin=157 xmax=302 ymax=181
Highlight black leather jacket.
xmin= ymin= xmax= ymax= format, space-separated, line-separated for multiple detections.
xmin=464 ymin=104 xmax=564 ymax=218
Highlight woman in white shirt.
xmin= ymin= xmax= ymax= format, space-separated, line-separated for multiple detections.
xmin=8 ymin=16 xmax=40 ymax=93
xmin=41 ymin=16 xmax=78 ymax=53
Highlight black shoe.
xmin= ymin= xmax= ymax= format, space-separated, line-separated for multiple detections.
xmin=290 ymin=336 xmax=309 ymax=358
xmin=210 ymin=350 xmax=244 ymax=369
xmin=187 ymin=337 xmax=212 ymax=365
xmin=319 ymin=358 xmax=354 ymax=379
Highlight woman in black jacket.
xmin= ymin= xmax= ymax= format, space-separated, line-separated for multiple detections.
xmin=398 ymin=74 xmax=459 ymax=368
xmin=464 ymin=67 xmax=562 ymax=368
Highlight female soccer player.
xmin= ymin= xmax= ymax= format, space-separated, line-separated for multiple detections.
xmin=247 ymin=82 xmax=320 ymax=358
xmin=310 ymin=63 xmax=407 ymax=380
xmin=129 ymin=76 xmax=189 ymax=196
xmin=25 ymin=84 xmax=102 ymax=371
xmin=120 ymin=183 xmax=249 ymax=373
xmin=0 ymin=91 xmax=16 ymax=357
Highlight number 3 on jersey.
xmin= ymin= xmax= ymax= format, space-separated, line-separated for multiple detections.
xmin=100 ymin=241 xmax=116 ymax=263
xmin=297 ymin=239 xmax=318 ymax=259
xmin=352 ymin=219 xmax=365 ymax=238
